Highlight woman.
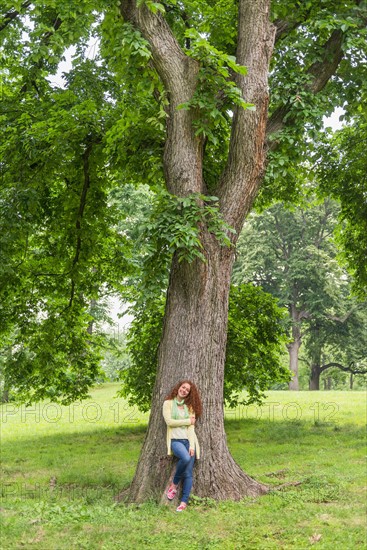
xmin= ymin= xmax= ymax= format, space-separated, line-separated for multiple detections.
xmin=162 ymin=380 xmax=202 ymax=512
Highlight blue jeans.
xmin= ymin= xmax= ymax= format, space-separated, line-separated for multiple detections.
xmin=171 ymin=439 xmax=195 ymax=504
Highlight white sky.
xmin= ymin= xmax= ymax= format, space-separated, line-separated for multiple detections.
xmin=323 ymin=107 xmax=345 ymax=131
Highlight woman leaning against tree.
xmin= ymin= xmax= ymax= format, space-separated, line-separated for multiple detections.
xmin=162 ymin=380 xmax=202 ymax=512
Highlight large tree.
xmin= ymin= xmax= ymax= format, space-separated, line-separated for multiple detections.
xmin=1 ymin=0 xmax=366 ymax=502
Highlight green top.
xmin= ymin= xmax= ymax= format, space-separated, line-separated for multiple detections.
xmin=171 ymin=397 xmax=190 ymax=420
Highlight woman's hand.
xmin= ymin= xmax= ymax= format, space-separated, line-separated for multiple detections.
xmin=190 ymin=416 xmax=196 ymax=425
xmin=189 ymin=448 xmax=195 ymax=456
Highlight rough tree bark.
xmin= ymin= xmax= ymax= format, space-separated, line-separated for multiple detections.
xmin=119 ymin=0 xmax=274 ymax=502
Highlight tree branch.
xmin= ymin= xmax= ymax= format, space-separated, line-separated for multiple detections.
xmin=327 ymin=302 xmax=366 ymax=322
xmin=266 ymin=29 xmax=344 ymax=143
xmin=67 ymin=141 xmax=94 ymax=309
xmin=306 ymin=30 xmax=344 ymax=93
xmin=273 ymin=19 xmax=298 ymax=42
xmin=319 ymin=362 xmax=367 ymax=375
xmin=120 ymin=1 xmax=197 ymax=99
xmin=273 ymin=0 xmax=320 ymax=44
xmin=43 ymin=16 xmax=62 ymax=43
xmin=218 ymin=0 xmax=275 ymax=232
xmin=0 ymin=1 xmax=31 ymax=32
xmin=267 ymin=0 xmax=365 ymax=143
xmin=72 ymin=143 xmax=93 ymax=268
xmin=119 ymin=1 xmax=202 ymax=196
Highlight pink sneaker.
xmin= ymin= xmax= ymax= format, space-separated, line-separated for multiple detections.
xmin=166 ymin=484 xmax=177 ymax=500
xmin=176 ymin=502 xmax=187 ymax=512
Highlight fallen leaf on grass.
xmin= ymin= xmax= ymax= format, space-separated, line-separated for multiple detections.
xmin=309 ymin=533 xmax=322 ymax=544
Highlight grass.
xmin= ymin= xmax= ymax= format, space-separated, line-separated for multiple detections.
xmin=1 ymin=384 xmax=366 ymax=549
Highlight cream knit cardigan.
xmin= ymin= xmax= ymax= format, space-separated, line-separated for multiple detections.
xmin=162 ymin=399 xmax=201 ymax=459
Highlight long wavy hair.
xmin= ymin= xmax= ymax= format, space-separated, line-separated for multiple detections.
xmin=165 ymin=379 xmax=202 ymax=417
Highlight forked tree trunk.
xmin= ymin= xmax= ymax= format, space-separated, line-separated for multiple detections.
xmin=126 ymin=234 xmax=268 ymax=503
xmin=119 ymin=0 xmax=275 ymax=503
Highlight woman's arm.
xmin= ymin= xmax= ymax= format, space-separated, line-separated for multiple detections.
xmin=187 ymin=424 xmax=196 ymax=454
xmin=162 ymin=400 xmax=192 ymax=427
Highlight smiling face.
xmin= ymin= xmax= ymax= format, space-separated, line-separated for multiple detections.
xmin=177 ymin=382 xmax=191 ymax=400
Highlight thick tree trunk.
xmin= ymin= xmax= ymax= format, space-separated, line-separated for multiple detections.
xmin=287 ymin=305 xmax=302 ymax=390
xmin=119 ymin=0 xmax=274 ymax=503
xmin=309 ymin=364 xmax=321 ymax=390
xmin=288 ymin=339 xmax=301 ymax=390
xmin=309 ymin=327 xmax=322 ymax=390
xmin=125 ymin=234 xmax=268 ymax=502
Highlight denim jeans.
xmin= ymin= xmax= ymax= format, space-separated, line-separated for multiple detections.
xmin=171 ymin=439 xmax=195 ymax=504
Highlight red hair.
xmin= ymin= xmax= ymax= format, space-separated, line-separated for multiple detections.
xmin=165 ymin=380 xmax=202 ymax=417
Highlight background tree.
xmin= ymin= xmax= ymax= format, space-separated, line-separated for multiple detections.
xmin=233 ymin=196 xmax=367 ymax=390
xmin=233 ymin=197 xmax=339 ymax=388
xmin=1 ymin=0 xmax=366 ymax=501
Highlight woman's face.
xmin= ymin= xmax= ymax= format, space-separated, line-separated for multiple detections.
xmin=177 ymin=383 xmax=191 ymax=400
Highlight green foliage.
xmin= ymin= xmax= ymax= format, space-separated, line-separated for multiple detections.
xmin=1 ymin=0 xmax=366 ymax=403
xmin=225 ymin=284 xmax=290 ymax=406
xmin=233 ymin=197 xmax=342 ymax=310
xmin=121 ymin=189 xmax=235 ymax=308
xmin=1 ymin=309 xmax=105 ymax=405
xmin=120 ymin=284 xmax=289 ymax=411
xmin=233 ymin=196 xmax=367 ymax=383
xmin=178 ymin=28 xmax=253 ymax=144
xmin=118 ymin=295 xmax=165 ymax=412
xmin=315 ymin=105 xmax=367 ymax=296
xmin=302 ymin=302 xmax=367 ymax=385
xmin=0 ymin=55 xmax=133 ymax=402
xmin=144 ymin=190 xmax=235 ymax=262
xmin=100 ymin=328 xmax=131 ymax=382
xmin=259 ymin=0 xmax=367 ymax=206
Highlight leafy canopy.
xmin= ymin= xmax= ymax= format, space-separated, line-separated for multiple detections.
xmin=0 ymin=0 xmax=366 ymax=401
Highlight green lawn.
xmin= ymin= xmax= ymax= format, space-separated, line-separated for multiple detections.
xmin=1 ymin=384 xmax=366 ymax=549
